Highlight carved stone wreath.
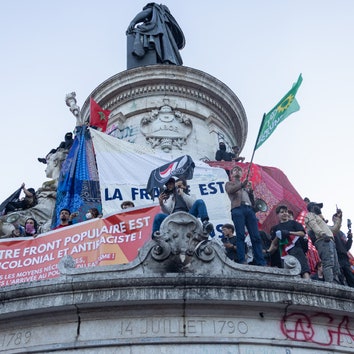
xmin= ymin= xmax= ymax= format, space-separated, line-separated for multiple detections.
xmin=140 ymin=102 xmax=192 ymax=153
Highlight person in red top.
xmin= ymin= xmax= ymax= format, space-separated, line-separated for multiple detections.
xmin=53 ymin=209 xmax=76 ymax=230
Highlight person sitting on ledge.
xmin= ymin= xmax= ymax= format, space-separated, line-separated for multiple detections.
xmin=230 ymin=145 xmax=245 ymax=162
xmin=5 ymin=183 xmax=37 ymax=214
xmin=215 ymin=142 xmax=232 ymax=161
xmin=152 ymin=177 xmax=214 ymax=237
xmin=38 ymin=132 xmax=74 ymax=164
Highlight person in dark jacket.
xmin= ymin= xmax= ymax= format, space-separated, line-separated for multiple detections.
xmin=215 ymin=142 xmax=232 ymax=161
xmin=333 ymin=214 xmax=354 ymax=287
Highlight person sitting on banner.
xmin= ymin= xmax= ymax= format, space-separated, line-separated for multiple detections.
xmin=5 ymin=183 xmax=37 ymax=214
xmin=52 ymin=208 xmax=77 ymax=230
xmin=230 ymin=145 xmax=245 ymax=162
xmin=267 ymin=205 xmax=311 ymax=279
xmin=221 ymin=223 xmax=238 ymax=262
xmin=151 ymin=177 xmax=214 ymax=237
xmin=225 ymin=166 xmax=266 ymax=266
xmin=12 ymin=217 xmax=39 ymax=238
xmin=85 ymin=208 xmax=102 ymax=220
xmin=215 ymin=142 xmax=233 ymax=161
xmin=121 ymin=201 xmax=135 ymax=210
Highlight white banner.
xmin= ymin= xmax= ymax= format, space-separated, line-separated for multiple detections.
xmin=90 ymin=128 xmax=231 ymax=239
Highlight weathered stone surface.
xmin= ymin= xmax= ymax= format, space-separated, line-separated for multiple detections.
xmin=0 ymin=213 xmax=353 ymax=353
xmin=80 ymin=65 xmax=247 ymax=161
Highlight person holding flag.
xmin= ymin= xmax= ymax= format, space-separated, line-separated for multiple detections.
xmin=4 ymin=183 xmax=37 ymax=215
xmin=225 ymin=165 xmax=266 ymax=266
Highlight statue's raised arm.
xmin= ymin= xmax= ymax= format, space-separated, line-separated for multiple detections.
xmin=65 ymin=92 xmax=82 ymax=126
xmin=126 ymin=3 xmax=185 ymax=69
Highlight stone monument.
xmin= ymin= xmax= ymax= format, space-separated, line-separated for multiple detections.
xmin=0 ymin=4 xmax=353 ymax=353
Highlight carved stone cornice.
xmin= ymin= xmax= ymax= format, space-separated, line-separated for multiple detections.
xmin=1 ymin=212 xmax=353 ymax=352
xmin=80 ymin=65 xmax=247 ymax=151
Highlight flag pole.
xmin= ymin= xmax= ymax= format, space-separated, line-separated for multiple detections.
xmin=245 ymin=113 xmax=266 ymax=180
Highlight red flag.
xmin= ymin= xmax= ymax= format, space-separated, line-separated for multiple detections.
xmin=89 ymin=98 xmax=111 ymax=132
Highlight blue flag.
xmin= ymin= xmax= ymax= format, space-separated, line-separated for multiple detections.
xmin=51 ymin=126 xmax=101 ymax=228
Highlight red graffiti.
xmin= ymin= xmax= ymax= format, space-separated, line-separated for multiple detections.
xmin=281 ymin=312 xmax=354 ymax=347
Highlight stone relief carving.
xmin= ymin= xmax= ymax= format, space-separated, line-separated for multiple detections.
xmin=140 ymin=102 xmax=192 ymax=152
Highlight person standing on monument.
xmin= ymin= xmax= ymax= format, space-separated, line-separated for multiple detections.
xmin=332 ymin=214 xmax=354 ymax=287
xmin=221 ymin=223 xmax=238 ymax=262
xmin=268 ymin=205 xmax=311 ymax=279
xmin=305 ymin=202 xmax=342 ymax=283
xmin=225 ymin=166 xmax=266 ymax=266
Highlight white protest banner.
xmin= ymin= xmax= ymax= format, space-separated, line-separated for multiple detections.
xmin=90 ymin=128 xmax=231 ymax=239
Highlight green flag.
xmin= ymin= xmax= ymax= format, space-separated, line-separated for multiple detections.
xmin=255 ymin=74 xmax=303 ymax=150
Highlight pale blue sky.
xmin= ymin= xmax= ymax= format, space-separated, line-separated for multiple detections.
xmin=1 ymin=0 xmax=353 ymax=239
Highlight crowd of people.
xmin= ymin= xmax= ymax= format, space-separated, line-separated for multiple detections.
xmin=52 ymin=207 xmax=103 ymax=230
xmin=218 ymin=165 xmax=354 ymax=287
xmin=2 ymin=142 xmax=353 ymax=288
xmin=149 ymin=163 xmax=353 ymax=287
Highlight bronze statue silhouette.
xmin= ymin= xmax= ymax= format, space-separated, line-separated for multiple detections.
xmin=126 ymin=3 xmax=185 ymax=69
